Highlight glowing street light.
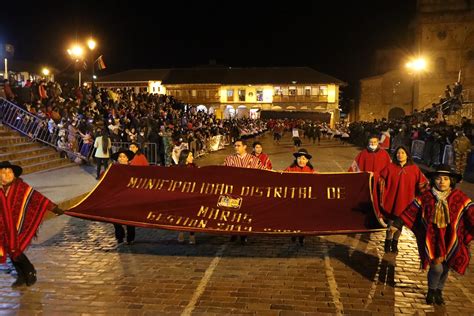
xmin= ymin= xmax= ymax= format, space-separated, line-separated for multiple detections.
xmin=67 ymin=44 xmax=84 ymax=60
xmin=42 ymin=68 xmax=50 ymax=76
xmin=405 ymin=57 xmax=428 ymax=112
xmin=405 ymin=57 xmax=427 ymax=72
xmin=87 ymin=39 xmax=96 ymax=50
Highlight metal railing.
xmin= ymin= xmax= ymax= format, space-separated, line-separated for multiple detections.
xmin=111 ymin=142 xmax=159 ymax=165
xmin=0 ymin=97 xmax=93 ymax=162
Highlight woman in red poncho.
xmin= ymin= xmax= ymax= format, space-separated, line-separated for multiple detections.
xmin=1 ymin=161 xmax=63 ymax=287
xmin=176 ymin=149 xmax=197 ymax=244
xmin=391 ymin=165 xmax=474 ymax=305
xmin=379 ymin=145 xmax=428 ymax=253
xmin=284 ymin=148 xmax=315 ymax=245
xmin=129 ymin=143 xmax=150 ymax=166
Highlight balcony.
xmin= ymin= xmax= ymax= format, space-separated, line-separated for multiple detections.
xmin=272 ymin=95 xmax=328 ymax=102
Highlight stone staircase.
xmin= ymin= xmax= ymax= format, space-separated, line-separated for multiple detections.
xmin=0 ymin=124 xmax=74 ymax=174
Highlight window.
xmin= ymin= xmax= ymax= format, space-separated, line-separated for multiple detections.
xmin=227 ymin=89 xmax=234 ymax=102
xmin=274 ymin=86 xmax=282 ymax=96
xmin=304 ymin=86 xmax=311 ymax=96
xmin=256 ymin=90 xmax=263 ymax=102
xmin=238 ymin=89 xmax=246 ymax=101
xmin=319 ymin=85 xmax=328 ymax=95
xmin=289 ymin=86 xmax=297 ymax=96
xmin=192 ymin=90 xmax=197 ymax=97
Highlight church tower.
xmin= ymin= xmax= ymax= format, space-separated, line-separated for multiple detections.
xmin=416 ymin=0 xmax=474 ymax=107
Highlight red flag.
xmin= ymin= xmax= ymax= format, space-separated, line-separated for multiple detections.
xmin=96 ymin=55 xmax=106 ymax=70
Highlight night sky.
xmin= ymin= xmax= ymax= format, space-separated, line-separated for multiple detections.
xmin=0 ymin=0 xmax=416 ymax=95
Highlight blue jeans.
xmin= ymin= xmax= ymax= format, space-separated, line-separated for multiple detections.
xmin=428 ymin=262 xmax=449 ymax=290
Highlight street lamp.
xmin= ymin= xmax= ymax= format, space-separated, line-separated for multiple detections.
xmin=87 ymin=38 xmax=97 ymax=90
xmin=405 ymin=57 xmax=428 ymax=112
xmin=67 ymin=44 xmax=85 ymax=86
xmin=87 ymin=39 xmax=96 ymax=50
xmin=42 ymin=68 xmax=50 ymax=76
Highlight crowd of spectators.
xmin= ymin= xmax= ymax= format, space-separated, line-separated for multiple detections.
xmin=348 ymin=90 xmax=473 ymax=171
xmin=2 ymin=79 xmax=266 ymax=165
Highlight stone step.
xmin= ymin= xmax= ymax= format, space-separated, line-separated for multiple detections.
xmin=10 ymin=152 xmax=60 ymax=167
xmin=1 ymin=136 xmax=32 ymax=145
xmin=0 ymin=131 xmax=17 ymax=137
xmin=0 ymin=146 xmax=53 ymax=161
xmin=0 ymin=142 xmax=45 ymax=154
xmin=21 ymin=158 xmax=74 ymax=175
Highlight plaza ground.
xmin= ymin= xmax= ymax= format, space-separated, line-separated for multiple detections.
xmin=1 ymin=133 xmax=474 ymax=315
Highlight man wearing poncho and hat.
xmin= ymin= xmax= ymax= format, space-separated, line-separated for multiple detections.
xmin=0 ymin=161 xmax=63 ymax=287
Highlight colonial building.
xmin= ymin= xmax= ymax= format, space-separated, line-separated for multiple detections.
xmin=357 ymin=0 xmax=474 ymax=121
xmin=95 ymin=67 xmax=345 ymax=126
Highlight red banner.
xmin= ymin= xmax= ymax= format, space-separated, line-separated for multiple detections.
xmin=66 ymin=165 xmax=385 ymax=235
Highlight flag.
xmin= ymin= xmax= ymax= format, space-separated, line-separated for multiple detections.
xmin=96 ymin=55 xmax=106 ymax=70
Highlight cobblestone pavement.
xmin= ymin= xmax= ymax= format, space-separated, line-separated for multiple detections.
xmin=1 ymin=134 xmax=474 ymax=315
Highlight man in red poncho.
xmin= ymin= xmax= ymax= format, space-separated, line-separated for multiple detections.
xmin=348 ymin=134 xmax=391 ymax=221
xmin=251 ymin=141 xmax=272 ymax=170
xmin=379 ymin=146 xmax=428 ymax=253
xmin=0 ymin=161 xmax=62 ymax=287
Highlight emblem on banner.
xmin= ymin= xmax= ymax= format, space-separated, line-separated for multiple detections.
xmin=217 ymin=195 xmax=242 ymax=210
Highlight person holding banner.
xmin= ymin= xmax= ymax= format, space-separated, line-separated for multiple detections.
xmin=284 ymin=149 xmax=315 ymax=245
xmin=251 ymin=141 xmax=272 ymax=170
xmin=390 ymin=164 xmax=474 ymax=305
xmin=110 ymin=149 xmax=136 ymax=245
xmin=176 ymin=149 xmax=197 ymax=244
xmin=348 ymin=135 xmax=391 ymax=220
xmin=1 ymin=161 xmax=63 ymax=287
xmin=379 ymin=145 xmax=429 ymax=253
xmin=129 ymin=142 xmax=149 ymax=166
xmin=225 ymin=139 xmax=265 ymax=244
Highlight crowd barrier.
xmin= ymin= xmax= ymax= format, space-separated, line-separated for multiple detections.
xmin=410 ymin=139 xmax=455 ymax=166
xmin=0 ymin=97 xmax=91 ymax=162
xmin=110 ymin=142 xmax=159 ymax=165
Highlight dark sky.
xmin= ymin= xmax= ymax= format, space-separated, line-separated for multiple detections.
xmin=0 ymin=0 xmax=416 ymax=91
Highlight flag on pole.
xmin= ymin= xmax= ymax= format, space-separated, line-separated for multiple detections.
xmin=96 ymin=55 xmax=106 ymax=70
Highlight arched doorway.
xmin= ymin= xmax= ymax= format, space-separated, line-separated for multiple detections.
xmin=196 ymin=105 xmax=208 ymax=113
xmin=224 ymin=105 xmax=235 ymax=119
xmin=388 ymin=107 xmax=405 ymax=120
xmin=236 ymin=105 xmax=249 ymax=118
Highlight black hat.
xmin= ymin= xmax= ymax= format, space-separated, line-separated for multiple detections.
xmin=293 ymin=148 xmax=312 ymax=160
xmin=0 ymin=161 xmax=23 ymax=177
xmin=426 ymin=164 xmax=462 ymax=183
xmin=111 ymin=149 xmax=135 ymax=162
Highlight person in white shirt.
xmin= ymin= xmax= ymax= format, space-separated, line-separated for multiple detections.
xmin=93 ymin=129 xmax=111 ymax=180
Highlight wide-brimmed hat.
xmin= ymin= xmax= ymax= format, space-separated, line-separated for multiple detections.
xmin=293 ymin=148 xmax=312 ymax=160
xmin=0 ymin=161 xmax=23 ymax=177
xmin=426 ymin=164 xmax=462 ymax=183
xmin=111 ymin=149 xmax=135 ymax=162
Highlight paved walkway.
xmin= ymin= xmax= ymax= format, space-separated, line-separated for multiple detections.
xmin=1 ymin=134 xmax=474 ymax=315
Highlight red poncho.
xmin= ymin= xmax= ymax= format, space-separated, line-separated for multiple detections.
xmin=130 ymin=153 xmax=149 ymax=166
xmin=348 ymin=148 xmax=391 ymax=174
xmin=284 ymin=165 xmax=315 ymax=173
xmin=400 ymin=189 xmax=474 ymax=274
xmin=253 ymin=153 xmax=272 ymax=170
xmin=379 ymin=163 xmax=428 ymax=218
xmin=0 ymin=178 xmax=54 ymax=263
xmin=348 ymin=148 xmax=391 ymax=219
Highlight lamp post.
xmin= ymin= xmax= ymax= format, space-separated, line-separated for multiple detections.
xmin=87 ymin=39 xmax=96 ymax=89
xmin=405 ymin=57 xmax=427 ymax=113
xmin=67 ymin=44 xmax=84 ymax=86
